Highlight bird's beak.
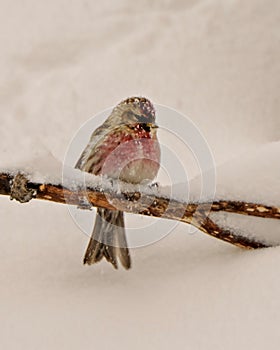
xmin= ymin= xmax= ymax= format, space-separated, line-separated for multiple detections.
xmin=147 ymin=123 xmax=158 ymax=129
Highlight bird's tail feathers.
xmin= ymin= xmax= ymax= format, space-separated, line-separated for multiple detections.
xmin=83 ymin=208 xmax=131 ymax=269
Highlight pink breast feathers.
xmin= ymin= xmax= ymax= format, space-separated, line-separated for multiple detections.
xmin=98 ymin=126 xmax=160 ymax=184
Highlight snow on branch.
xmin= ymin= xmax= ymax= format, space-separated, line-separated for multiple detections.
xmin=0 ymin=172 xmax=279 ymax=250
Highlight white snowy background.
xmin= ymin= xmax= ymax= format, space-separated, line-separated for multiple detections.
xmin=0 ymin=0 xmax=279 ymax=349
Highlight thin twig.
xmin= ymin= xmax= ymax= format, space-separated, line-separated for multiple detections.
xmin=0 ymin=172 xmax=278 ymax=249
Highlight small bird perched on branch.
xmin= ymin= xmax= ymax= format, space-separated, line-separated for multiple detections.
xmin=76 ymin=97 xmax=161 ymax=269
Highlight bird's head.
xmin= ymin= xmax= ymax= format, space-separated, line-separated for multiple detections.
xmin=111 ymin=97 xmax=157 ymax=130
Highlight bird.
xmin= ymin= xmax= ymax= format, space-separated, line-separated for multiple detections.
xmin=75 ymin=97 xmax=161 ymax=269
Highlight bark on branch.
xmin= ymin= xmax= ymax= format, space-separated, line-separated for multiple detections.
xmin=1 ymin=172 xmax=279 ymax=250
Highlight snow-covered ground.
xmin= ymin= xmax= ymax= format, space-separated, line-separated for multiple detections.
xmin=0 ymin=0 xmax=279 ymax=349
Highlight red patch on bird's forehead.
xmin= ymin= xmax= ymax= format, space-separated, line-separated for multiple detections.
xmin=123 ymin=97 xmax=155 ymax=120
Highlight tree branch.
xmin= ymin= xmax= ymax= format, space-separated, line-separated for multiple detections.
xmin=1 ymin=172 xmax=279 ymax=249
